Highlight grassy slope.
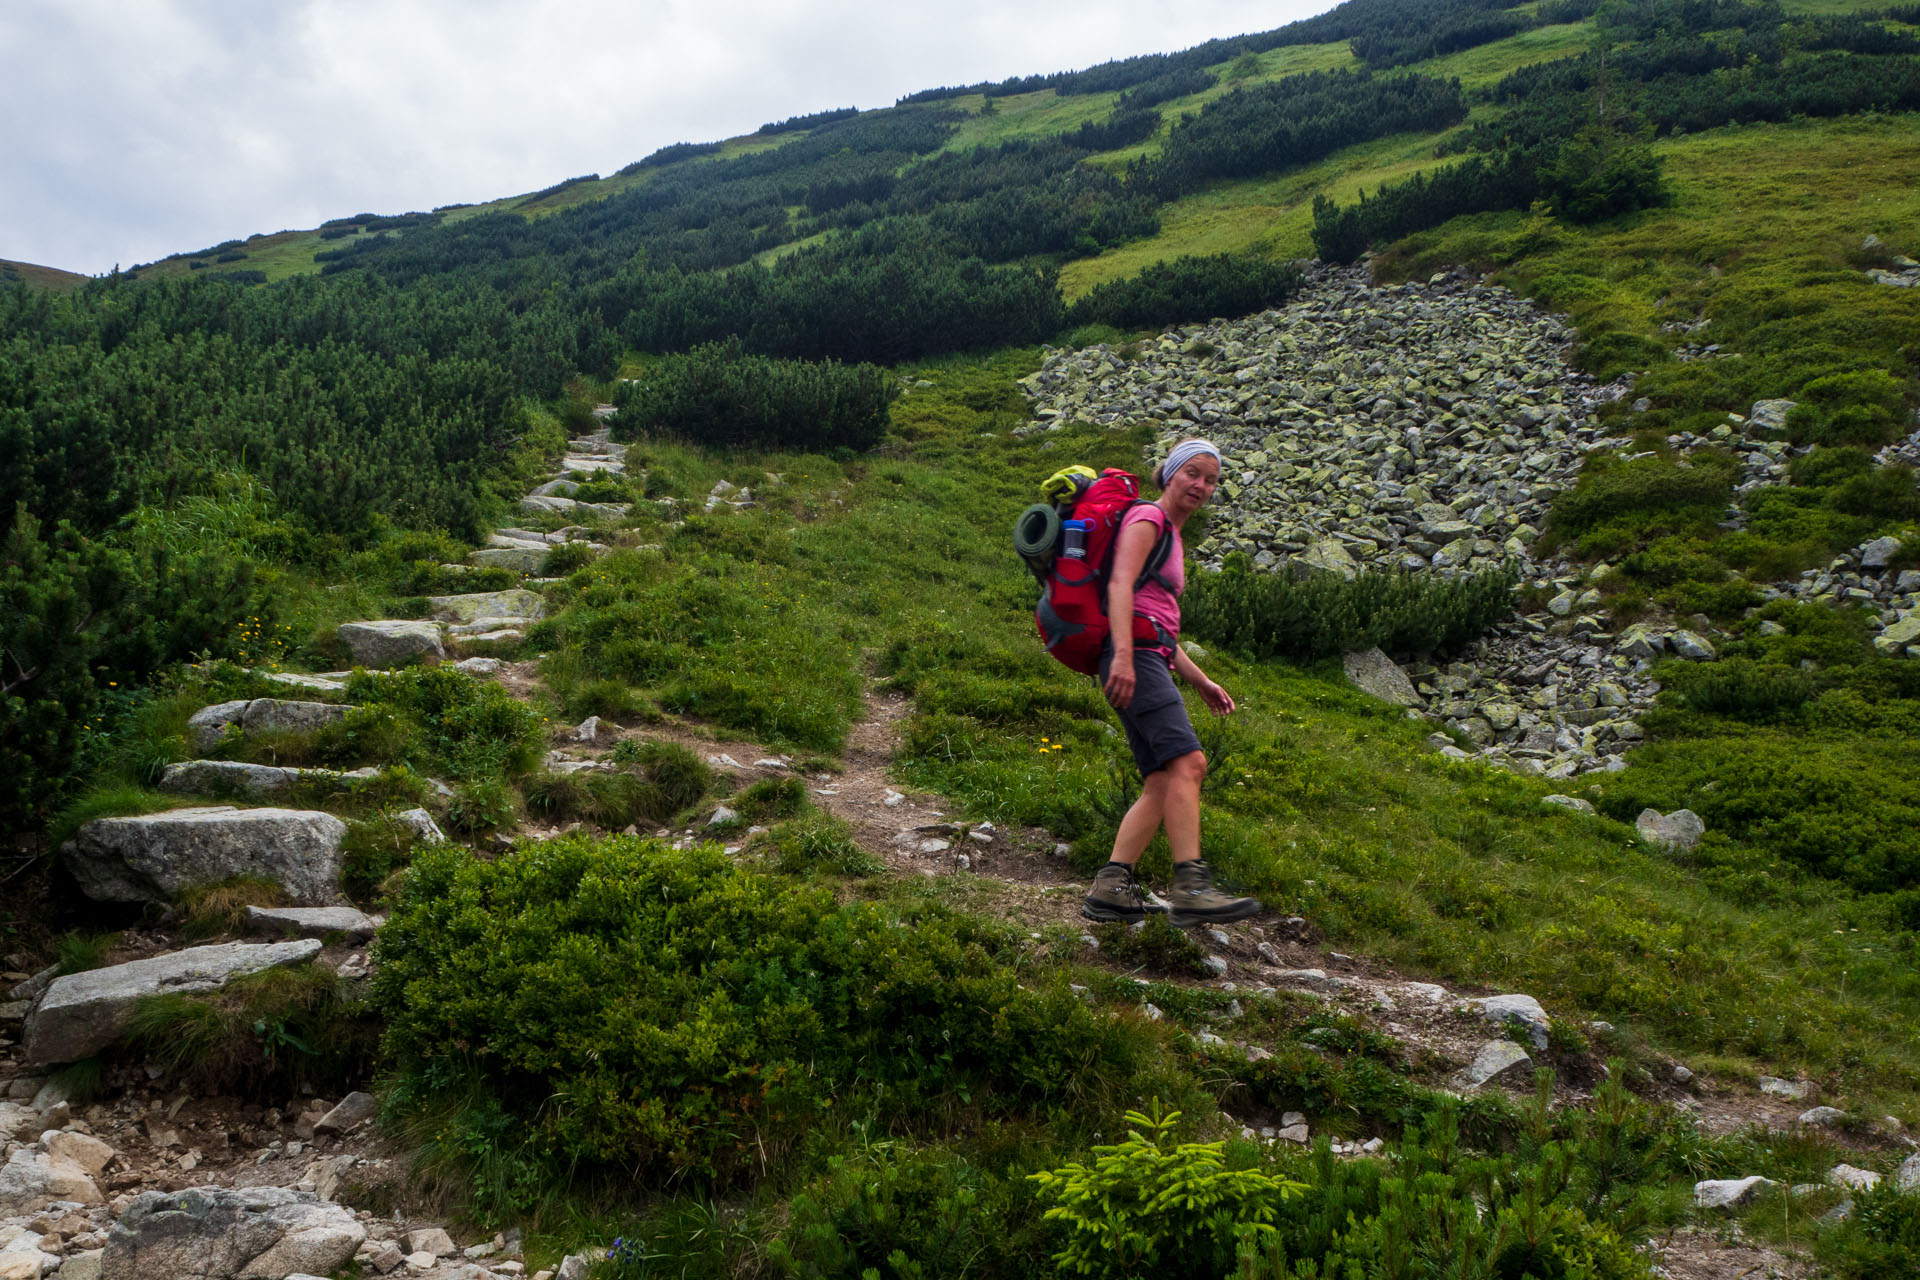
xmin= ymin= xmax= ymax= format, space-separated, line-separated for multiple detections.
xmin=0 ymin=258 xmax=89 ymax=291
xmin=492 ymin=351 xmax=1920 ymax=1111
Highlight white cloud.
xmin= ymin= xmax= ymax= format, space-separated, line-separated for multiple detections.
xmin=0 ymin=0 xmax=1336 ymax=275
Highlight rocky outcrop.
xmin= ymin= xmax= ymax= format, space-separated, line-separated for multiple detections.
xmin=23 ymin=940 xmax=321 ymax=1065
xmin=100 ymin=1186 xmax=364 ymax=1280
xmin=61 ymin=807 xmax=347 ymax=906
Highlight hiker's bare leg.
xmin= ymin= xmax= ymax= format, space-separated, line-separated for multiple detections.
xmin=1108 ymin=751 xmax=1207 ymax=866
xmin=1161 ymin=750 xmax=1207 ymax=864
xmin=1108 ymin=770 xmax=1170 ymax=866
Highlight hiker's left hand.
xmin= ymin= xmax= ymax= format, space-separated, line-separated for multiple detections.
xmin=1199 ymin=680 xmax=1235 ymax=716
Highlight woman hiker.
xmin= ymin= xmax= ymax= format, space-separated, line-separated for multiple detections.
xmin=1083 ymin=438 xmax=1262 ymax=927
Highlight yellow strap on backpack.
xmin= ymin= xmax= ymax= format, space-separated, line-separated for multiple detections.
xmin=1039 ymin=465 xmax=1097 ymax=505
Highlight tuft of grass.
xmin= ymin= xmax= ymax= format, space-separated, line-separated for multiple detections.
xmin=122 ymin=963 xmax=376 ymax=1098
xmin=176 ymin=876 xmax=290 ymax=939
xmin=54 ymin=931 xmax=120 ymax=976
xmin=761 ymin=813 xmax=881 ymax=877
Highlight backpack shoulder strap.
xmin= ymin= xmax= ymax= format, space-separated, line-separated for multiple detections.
xmin=1124 ymin=501 xmax=1177 ymax=594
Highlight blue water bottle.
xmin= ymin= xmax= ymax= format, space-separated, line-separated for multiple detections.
xmin=1062 ymin=519 xmax=1088 ymax=560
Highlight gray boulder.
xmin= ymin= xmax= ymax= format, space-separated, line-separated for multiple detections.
xmin=244 ymin=906 xmax=381 ymax=942
xmin=1695 ymin=1176 xmax=1776 ymax=1208
xmin=1895 ymin=1151 xmax=1920 ymax=1194
xmin=62 ymin=806 xmax=347 ymax=906
xmin=1876 ymin=613 xmax=1920 ymax=654
xmin=1541 ymin=794 xmax=1595 ymax=815
xmin=101 ymin=1185 xmax=365 ymax=1280
xmin=394 ymin=808 xmax=446 ymax=844
xmin=1669 ymin=630 xmax=1718 ymax=661
xmin=240 ymin=700 xmax=347 ymax=737
xmin=1342 ymin=648 xmax=1420 ymax=707
xmin=159 ymin=761 xmax=343 ymax=796
xmin=313 ymin=1092 xmax=378 ymax=1138
xmin=1467 ymin=993 xmax=1550 ymax=1050
xmin=187 ymin=701 xmax=253 ymax=753
xmin=337 ymin=620 xmax=444 ymax=668
xmin=467 ymin=546 xmax=544 ymax=572
xmin=1636 ymin=808 xmax=1705 ymax=852
xmin=1748 ymin=399 xmax=1796 ymax=433
xmin=0 ymin=1145 xmax=104 ymax=1214
xmin=1455 ymin=1040 xmax=1533 ymax=1090
xmin=1298 ymin=539 xmax=1359 ymax=580
xmin=24 ymin=939 xmax=321 ymax=1065
xmin=1860 ymin=536 xmax=1902 ymax=569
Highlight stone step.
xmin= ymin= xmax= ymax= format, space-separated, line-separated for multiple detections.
xmin=187 ymin=698 xmax=348 ymax=753
xmin=447 ymin=617 xmax=532 ymax=637
xmin=24 ymin=940 xmax=324 ymax=1065
xmin=338 ymin=620 xmax=444 ymax=667
xmin=424 ymin=588 xmax=545 ymax=624
xmin=253 ymin=670 xmax=350 ymax=693
xmin=461 ymin=628 xmax=526 ymax=644
xmin=62 ymin=806 xmax=348 ymax=907
xmin=467 ymin=546 xmax=545 ymax=572
xmin=486 ymin=533 xmax=553 ymax=552
xmin=158 ymin=760 xmax=377 ymax=796
xmin=520 ymin=495 xmax=628 ymax=517
xmin=528 ymin=478 xmax=580 ymax=498
xmin=560 ymin=454 xmax=624 ymax=473
xmin=245 ymin=905 xmax=383 ymax=942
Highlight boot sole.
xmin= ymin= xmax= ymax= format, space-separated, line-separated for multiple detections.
xmin=1170 ymin=898 xmax=1262 ymax=927
xmin=1081 ymin=900 xmax=1169 ymax=922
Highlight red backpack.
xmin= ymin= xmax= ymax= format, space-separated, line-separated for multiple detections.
xmin=1016 ymin=468 xmax=1175 ymax=675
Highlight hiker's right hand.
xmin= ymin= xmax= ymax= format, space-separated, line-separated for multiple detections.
xmin=1104 ymin=653 xmax=1135 ymax=709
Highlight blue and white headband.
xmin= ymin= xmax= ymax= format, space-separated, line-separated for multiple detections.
xmin=1158 ymin=440 xmax=1221 ymax=485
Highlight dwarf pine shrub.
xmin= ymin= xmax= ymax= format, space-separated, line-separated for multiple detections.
xmin=1183 ymin=559 xmax=1517 ymax=664
xmin=375 ymin=836 xmax=1169 ymax=1194
xmin=611 ymin=338 xmax=896 ymax=452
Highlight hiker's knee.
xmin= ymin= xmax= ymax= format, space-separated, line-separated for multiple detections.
xmin=1165 ymin=750 xmax=1206 ymax=788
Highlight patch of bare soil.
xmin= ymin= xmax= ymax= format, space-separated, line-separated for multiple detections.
xmin=1649 ymin=1228 xmax=1814 ymax=1280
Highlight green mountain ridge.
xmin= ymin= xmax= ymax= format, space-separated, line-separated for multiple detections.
xmin=6 ymin=0 xmax=1920 ymax=1273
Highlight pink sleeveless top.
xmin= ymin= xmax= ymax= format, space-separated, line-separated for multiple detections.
xmin=1120 ymin=503 xmax=1184 ymax=653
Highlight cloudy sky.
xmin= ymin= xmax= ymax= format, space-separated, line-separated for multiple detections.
xmin=2 ymin=0 xmax=1339 ymax=276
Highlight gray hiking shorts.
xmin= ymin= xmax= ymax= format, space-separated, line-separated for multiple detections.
xmin=1098 ymin=642 xmax=1203 ymax=778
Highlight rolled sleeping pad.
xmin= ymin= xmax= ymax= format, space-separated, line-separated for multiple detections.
xmin=1013 ymin=503 xmax=1061 ymax=564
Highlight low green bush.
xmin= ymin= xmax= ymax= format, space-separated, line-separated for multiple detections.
xmin=1786 ymin=369 xmax=1910 ymax=447
xmin=1030 ymin=1101 xmax=1307 ymax=1280
xmin=1183 ymin=560 xmax=1517 ymax=664
xmin=612 ymin=338 xmax=896 ymax=452
xmin=1818 ymin=1177 xmax=1920 ymax=1278
xmin=768 ymin=1142 xmax=1043 ymax=1280
xmin=1065 ymin=254 xmax=1304 ymax=331
xmin=375 ymin=836 xmax=1170 ymax=1196
xmin=1549 ymin=453 xmax=1736 ymax=540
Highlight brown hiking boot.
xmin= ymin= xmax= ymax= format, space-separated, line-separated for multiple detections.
xmin=1082 ymin=863 xmax=1169 ymax=922
xmin=1168 ymin=860 xmax=1261 ymax=926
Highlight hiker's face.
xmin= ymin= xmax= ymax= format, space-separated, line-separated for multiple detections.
xmin=1167 ymin=455 xmax=1219 ymax=512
